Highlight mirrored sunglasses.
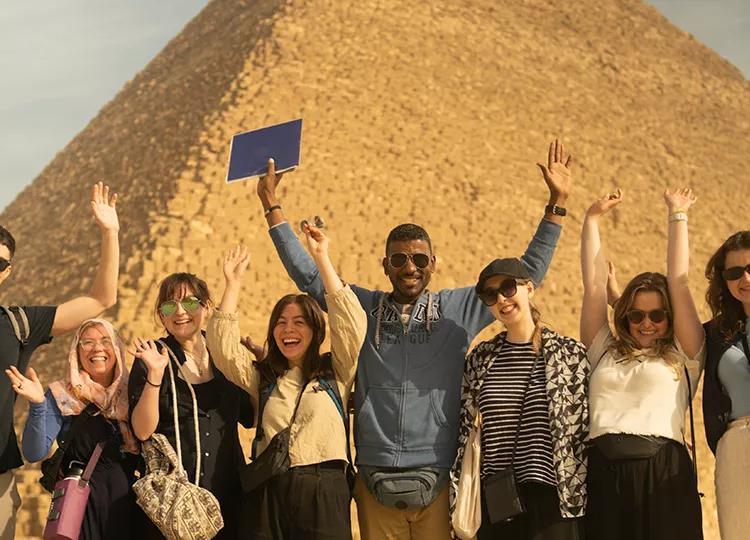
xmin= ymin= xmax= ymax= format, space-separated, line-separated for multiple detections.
xmin=625 ymin=308 xmax=668 ymax=325
xmin=722 ymin=264 xmax=750 ymax=281
xmin=159 ymin=296 xmax=203 ymax=317
xmin=388 ymin=252 xmax=431 ymax=269
xmin=479 ymin=278 xmax=523 ymax=306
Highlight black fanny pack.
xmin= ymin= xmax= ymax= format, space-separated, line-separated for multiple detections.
xmin=360 ymin=466 xmax=448 ymax=509
xmin=592 ymin=434 xmax=670 ymax=461
xmin=240 ymin=427 xmax=291 ymax=493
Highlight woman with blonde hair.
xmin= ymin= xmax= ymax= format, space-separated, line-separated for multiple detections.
xmin=580 ymin=188 xmax=704 ymax=540
xmin=6 ymin=319 xmax=139 ymax=539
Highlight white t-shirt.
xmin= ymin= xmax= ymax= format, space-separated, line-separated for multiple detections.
xmin=587 ymin=325 xmax=705 ymax=443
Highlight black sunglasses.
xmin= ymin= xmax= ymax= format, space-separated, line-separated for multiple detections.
xmin=388 ymin=252 xmax=431 ymax=269
xmin=0 ymin=258 xmax=10 ymax=272
xmin=722 ymin=264 xmax=750 ymax=281
xmin=625 ymin=309 xmax=669 ymax=325
xmin=479 ymin=278 xmax=525 ymax=306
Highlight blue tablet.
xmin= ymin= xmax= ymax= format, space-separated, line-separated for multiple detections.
xmin=226 ymin=118 xmax=302 ymax=182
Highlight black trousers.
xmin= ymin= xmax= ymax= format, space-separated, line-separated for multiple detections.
xmin=477 ymin=481 xmax=584 ymax=540
xmin=586 ymin=439 xmax=703 ymax=540
xmin=245 ymin=461 xmax=352 ymax=540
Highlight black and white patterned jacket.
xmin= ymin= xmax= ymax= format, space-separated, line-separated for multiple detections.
xmin=448 ymin=327 xmax=589 ymax=530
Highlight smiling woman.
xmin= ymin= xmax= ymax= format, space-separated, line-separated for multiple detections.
xmin=127 ymin=272 xmax=253 ymax=538
xmin=206 ymin=224 xmax=367 ymax=540
xmin=580 ymin=188 xmax=705 ymax=540
xmin=5 ymin=318 xmax=139 ymax=540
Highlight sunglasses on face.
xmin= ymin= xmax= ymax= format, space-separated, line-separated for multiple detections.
xmin=625 ymin=309 xmax=669 ymax=325
xmin=388 ymin=252 xmax=431 ymax=269
xmin=479 ymin=278 xmax=524 ymax=306
xmin=722 ymin=264 xmax=750 ymax=281
xmin=0 ymin=258 xmax=10 ymax=272
xmin=159 ymin=296 xmax=203 ymax=317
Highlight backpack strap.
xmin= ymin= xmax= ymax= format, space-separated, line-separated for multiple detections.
xmin=684 ymin=365 xmax=703 ymax=497
xmin=317 ymin=374 xmax=353 ymax=467
xmin=251 ymin=381 xmax=277 ymax=460
xmin=1 ymin=305 xmax=29 ymax=344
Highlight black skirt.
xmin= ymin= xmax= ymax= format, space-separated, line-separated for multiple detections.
xmin=586 ymin=438 xmax=702 ymax=540
xmin=477 ymin=481 xmax=584 ymax=540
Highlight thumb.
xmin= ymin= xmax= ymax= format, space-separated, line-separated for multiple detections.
xmin=27 ymin=367 xmax=39 ymax=383
xmin=536 ymin=163 xmax=550 ymax=180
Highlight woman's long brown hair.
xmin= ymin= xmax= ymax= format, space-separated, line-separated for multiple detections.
xmin=612 ymin=272 xmax=675 ymax=359
xmin=256 ymin=294 xmax=333 ymax=388
xmin=705 ymin=231 xmax=750 ymax=342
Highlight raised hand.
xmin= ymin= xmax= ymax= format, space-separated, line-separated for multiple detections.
xmin=664 ymin=187 xmax=697 ymax=213
xmin=302 ymin=222 xmax=329 ymax=259
xmin=240 ymin=336 xmax=265 ymax=362
xmin=257 ymin=158 xmax=286 ymax=208
xmin=90 ymin=182 xmax=119 ymax=232
xmin=132 ymin=338 xmax=169 ymax=377
xmin=223 ymin=245 xmax=250 ymax=283
xmin=537 ymin=139 xmax=572 ymax=204
xmin=587 ymin=189 xmax=623 ymax=217
xmin=606 ymin=261 xmax=622 ymax=307
xmin=5 ymin=366 xmax=44 ymax=404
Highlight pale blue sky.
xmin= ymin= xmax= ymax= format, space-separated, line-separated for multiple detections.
xmin=0 ymin=1 xmax=747 ymax=211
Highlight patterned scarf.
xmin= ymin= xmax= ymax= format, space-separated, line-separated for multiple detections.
xmin=48 ymin=318 xmax=139 ymax=453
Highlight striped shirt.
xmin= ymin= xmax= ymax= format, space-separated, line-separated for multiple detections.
xmin=477 ymin=340 xmax=556 ymax=486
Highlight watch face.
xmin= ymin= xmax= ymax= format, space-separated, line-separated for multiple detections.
xmin=547 ymin=205 xmax=566 ymax=216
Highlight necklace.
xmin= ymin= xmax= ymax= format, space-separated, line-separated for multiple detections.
xmin=184 ymin=337 xmax=209 ymax=377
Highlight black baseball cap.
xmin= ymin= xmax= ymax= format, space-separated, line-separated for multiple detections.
xmin=475 ymin=258 xmax=531 ymax=294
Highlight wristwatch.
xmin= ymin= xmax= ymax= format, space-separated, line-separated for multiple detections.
xmin=545 ymin=204 xmax=567 ymax=217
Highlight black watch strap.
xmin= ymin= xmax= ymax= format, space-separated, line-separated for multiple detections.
xmin=545 ymin=204 xmax=567 ymax=216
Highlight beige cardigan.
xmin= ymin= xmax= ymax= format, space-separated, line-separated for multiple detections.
xmin=206 ymin=285 xmax=366 ymax=466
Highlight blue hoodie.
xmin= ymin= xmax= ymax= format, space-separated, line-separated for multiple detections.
xmin=269 ymin=219 xmax=560 ymax=468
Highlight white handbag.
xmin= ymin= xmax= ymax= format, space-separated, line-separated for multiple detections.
xmin=452 ymin=413 xmax=482 ymax=539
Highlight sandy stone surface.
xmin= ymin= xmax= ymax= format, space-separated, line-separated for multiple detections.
xmin=2 ymin=0 xmax=748 ymax=537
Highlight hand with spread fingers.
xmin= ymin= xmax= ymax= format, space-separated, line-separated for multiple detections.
xmin=240 ymin=336 xmax=265 ymax=362
xmin=90 ymin=181 xmax=119 ymax=232
xmin=5 ymin=365 xmax=44 ymax=404
xmin=587 ymin=188 xmax=624 ymax=217
xmin=537 ymin=139 xmax=573 ymax=205
xmin=132 ymin=338 xmax=169 ymax=381
xmin=223 ymin=245 xmax=251 ymax=284
xmin=664 ymin=187 xmax=697 ymax=213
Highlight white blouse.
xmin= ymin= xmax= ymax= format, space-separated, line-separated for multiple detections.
xmin=587 ymin=325 xmax=705 ymax=443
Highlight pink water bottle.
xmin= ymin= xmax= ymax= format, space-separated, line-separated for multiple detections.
xmin=43 ymin=443 xmax=103 ymax=540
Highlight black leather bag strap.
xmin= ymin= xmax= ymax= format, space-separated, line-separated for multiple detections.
xmin=252 ymin=379 xmax=308 ymax=460
xmin=510 ymin=353 xmax=542 ymax=466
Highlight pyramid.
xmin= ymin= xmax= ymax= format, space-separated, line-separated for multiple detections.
xmin=3 ymin=0 xmax=747 ymax=536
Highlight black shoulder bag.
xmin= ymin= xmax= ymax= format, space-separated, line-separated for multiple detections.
xmin=239 ymin=380 xmax=309 ymax=493
xmin=482 ymin=353 xmax=541 ymax=524
xmin=39 ymin=404 xmax=97 ymax=492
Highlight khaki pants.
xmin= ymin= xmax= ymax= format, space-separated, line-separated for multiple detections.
xmin=716 ymin=416 xmax=750 ymax=540
xmin=0 ymin=470 xmax=21 ymax=540
xmin=353 ymin=476 xmax=451 ymax=540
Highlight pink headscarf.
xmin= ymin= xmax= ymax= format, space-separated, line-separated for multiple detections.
xmin=48 ymin=318 xmax=138 ymax=453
